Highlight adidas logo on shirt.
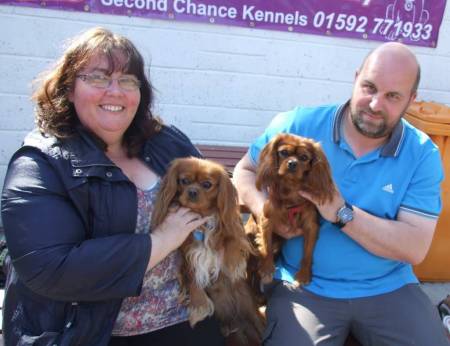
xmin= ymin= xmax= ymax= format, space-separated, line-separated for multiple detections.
xmin=382 ymin=184 xmax=394 ymax=194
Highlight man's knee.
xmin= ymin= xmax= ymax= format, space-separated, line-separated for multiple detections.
xmin=264 ymin=292 xmax=317 ymax=345
xmin=266 ymin=294 xmax=293 ymax=321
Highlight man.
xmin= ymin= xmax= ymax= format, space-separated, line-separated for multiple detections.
xmin=234 ymin=42 xmax=449 ymax=345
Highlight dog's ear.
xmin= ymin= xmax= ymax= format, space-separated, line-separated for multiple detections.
xmin=306 ymin=141 xmax=336 ymax=204
xmin=217 ymin=168 xmax=239 ymax=226
xmin=151 ymin=159 xmax=181 ymax=228
xmin=216 ymin=167 xmax=253 ymax=259
xmin=255 ymin=135 xmax=284 ymax=191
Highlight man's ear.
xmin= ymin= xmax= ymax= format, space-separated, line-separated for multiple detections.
xmin=408 ymin=91 xmax=417 ymax=106
xmin=354 ymin=69 xmax=360 ymax=81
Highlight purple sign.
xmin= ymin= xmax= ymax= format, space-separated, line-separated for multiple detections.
xmin=1 ymin=0 xmax=447 ymax=47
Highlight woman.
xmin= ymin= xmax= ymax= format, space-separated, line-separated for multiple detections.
xmin=1 ymin=27 xmax=225 ymax=346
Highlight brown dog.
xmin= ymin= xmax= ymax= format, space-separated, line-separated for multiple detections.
xmin=248 ymin=133 xmax=335 ymax=286
xmin=151 ymin=157 xmax=264 ymax=345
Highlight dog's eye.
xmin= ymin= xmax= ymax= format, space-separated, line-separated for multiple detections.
xmin=278 ymin=149 xmax=289 ymax=158
xmin=298 ymin=154 xmax=309 ymax=162
xmin=201 ymin=181 xmax=212 ymax=189
xmin=179 ymin=178 xmax=190 ymax=185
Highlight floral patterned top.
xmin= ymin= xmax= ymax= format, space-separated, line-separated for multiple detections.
xmin=112 ymin=181 xmax=188 ymax=336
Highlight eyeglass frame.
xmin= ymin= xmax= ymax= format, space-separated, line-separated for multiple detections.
xmin=76 ymin=73 xmax=141 ymax=91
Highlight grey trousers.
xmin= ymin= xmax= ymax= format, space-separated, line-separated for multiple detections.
xmin=263 ymin=281 xmax=449 ymax=346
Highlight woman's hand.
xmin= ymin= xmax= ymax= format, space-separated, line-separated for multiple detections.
xmin=153 ymin=207 xmax=209 ymax=250
xmin=147 ymin=207 xmax=208 ymax=270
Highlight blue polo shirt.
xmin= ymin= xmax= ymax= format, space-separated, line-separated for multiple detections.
xmin=249 ymin=103 xmax=443 ymax=298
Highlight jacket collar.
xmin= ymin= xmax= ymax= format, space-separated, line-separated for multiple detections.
xmin=67 ymin=129 xmax=115 ymax=168
xmin=23 ymin=124 xmax=198 ymax=179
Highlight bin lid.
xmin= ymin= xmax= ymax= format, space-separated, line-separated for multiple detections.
xmin=406 ymin=101 xmax=450 ymax=124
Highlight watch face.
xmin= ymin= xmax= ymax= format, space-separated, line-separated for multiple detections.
xmin=339 ymin=207 xmax=353 ymax=223
xmin=338 ymin=204 xmax=354 ymax=224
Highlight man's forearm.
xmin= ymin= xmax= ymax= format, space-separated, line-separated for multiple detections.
xmin=233 ymin=154 xmax=266 ymax=217
xmin=340 ymin=207 xmax=436 ymax=265
xmin=300 ymin=188 xmax=437 ymax=265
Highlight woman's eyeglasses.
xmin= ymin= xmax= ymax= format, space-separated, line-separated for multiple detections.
xmin=76 ymin=73 xmax=141 ymax=91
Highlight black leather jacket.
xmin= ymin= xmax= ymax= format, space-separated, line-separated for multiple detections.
xmin=1 ymin=125 xmax=201 ymax=346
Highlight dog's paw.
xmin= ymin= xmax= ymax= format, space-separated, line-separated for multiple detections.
xmin=259 ymin=270 xmax=274 ymax=285
xmin=258 ymin=261 xmax=275 ymax=284
xmin=292 ymin=280 xmax=302 ymax=288
xmin=294 ymin=268 xmax=311 ymax=286
xmin=188 ymin=296 xmax=215 ymax=327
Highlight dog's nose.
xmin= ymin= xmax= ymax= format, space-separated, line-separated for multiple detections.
xmin=287 ymin=159 xmax=297 ymax=171
xmin=188 ymin=188 xmax=198 ymax=201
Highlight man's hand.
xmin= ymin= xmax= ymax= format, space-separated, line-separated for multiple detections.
xmin=299 ymin=190 xmax=344 ymax=224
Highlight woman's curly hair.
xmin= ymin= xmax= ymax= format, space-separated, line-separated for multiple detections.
xmin=32 ymin=27 xmax=161 ymax=157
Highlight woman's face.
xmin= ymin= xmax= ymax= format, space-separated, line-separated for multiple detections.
xmin=69 ymin=53 xmax=141 ymax=145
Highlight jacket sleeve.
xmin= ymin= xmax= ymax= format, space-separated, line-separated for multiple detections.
xmin=1 ymin=148 xmax=151 ymax=302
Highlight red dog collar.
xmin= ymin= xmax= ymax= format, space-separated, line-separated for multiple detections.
xmin=287 ymin=205 xmax=304 ymax=226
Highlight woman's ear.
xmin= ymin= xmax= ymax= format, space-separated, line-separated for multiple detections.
xmin=68 ymin=90 xmax=74 ymax=102
xmin=67 ymin=82 xmax=75 ymax=103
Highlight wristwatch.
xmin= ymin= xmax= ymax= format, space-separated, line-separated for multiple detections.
xmin=333 ymin=202 xmax=354 ymax=228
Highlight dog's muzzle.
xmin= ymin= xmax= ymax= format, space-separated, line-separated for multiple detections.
xmin=188 ymin=188 xmax=199 ymax=201
xmin=287 ymin=159 xmax=298 ymax=171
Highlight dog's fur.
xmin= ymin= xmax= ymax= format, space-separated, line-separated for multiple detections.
xmin=247 ymin=133 xmax=335 ymax=286
xmin=151 ymin=157 xmax=264 ymax=345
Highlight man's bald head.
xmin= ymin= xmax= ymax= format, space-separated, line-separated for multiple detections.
xmin=359 ymin=42 xmax=420 ymax=95
xmin=349 ymin=42 xmax=420 ymax=139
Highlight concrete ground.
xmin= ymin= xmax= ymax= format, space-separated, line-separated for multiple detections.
xmin=421 ymin=281 xmax=450 ymax=305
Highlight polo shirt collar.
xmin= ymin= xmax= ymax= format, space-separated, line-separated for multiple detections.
xmin=332 ymin=101 xmax=405 ymax=157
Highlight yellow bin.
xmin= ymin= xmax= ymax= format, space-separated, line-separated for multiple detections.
xmin=405 ymin=101 xmax=450 ymax=281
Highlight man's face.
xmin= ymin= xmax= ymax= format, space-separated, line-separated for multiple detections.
xmin=349 ymin=55 xmax=416 ymax=139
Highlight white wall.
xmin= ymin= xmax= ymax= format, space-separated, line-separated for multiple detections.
xmin=1 ymin=4 xmax=450 ymax=225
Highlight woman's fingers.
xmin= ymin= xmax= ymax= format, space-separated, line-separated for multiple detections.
xmin=186 ymin=216 xmax=210 ymax=230
xmin=172 ymin=207 xmax=202 ymax=222
xmin=164 ymin=207 xmax=209 ymax=233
